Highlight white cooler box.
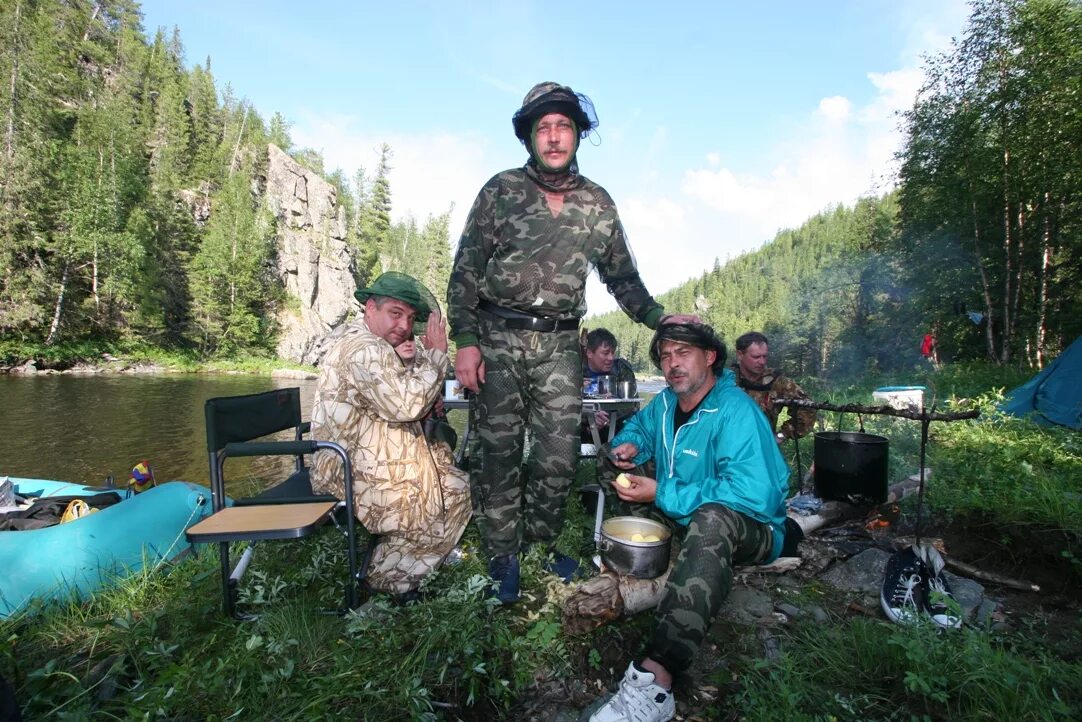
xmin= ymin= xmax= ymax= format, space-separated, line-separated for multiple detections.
xmin=872 ymin=386 xmax=925 ymax=411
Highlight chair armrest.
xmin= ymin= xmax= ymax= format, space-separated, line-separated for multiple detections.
xmin=223 ymin=440 xmax=318 ymax=458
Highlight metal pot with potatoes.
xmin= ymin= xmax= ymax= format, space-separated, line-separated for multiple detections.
xmin=596 ymin=474 xmax=672 ymax=578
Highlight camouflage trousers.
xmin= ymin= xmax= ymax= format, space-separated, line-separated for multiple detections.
xmin=366 ymin=442 xmax=472 ymax=594
xmin=648 ymin=504 xmax=772 ymax=674
xmin=470 ymin=315 xmax=582 ymax=558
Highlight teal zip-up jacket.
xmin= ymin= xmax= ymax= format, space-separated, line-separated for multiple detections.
xmin=612 ymin=368 xmax=791 ymax=562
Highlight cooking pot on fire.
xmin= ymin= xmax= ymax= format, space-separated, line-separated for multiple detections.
xmin=813 ymin=431 xmax=889 ymax=504
xmin=598 ymin=516 xmax=671 ymax=579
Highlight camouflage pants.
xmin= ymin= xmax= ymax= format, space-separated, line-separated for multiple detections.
xmin=647 ymin=503 xmax=773 ymax=674
xmin=470 ymin=315 xmax=582 ymax=558
xmin=366 ymin=443 xmax=472 ymax=594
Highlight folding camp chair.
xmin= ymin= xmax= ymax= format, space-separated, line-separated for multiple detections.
xmin=185 ymin=387 xmax=369 ymax=617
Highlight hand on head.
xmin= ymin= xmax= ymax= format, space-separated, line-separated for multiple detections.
xmin=422 ymin=310 xmax=448 ymax=353
xmin=661 ymin=313 xmax=702 ymax=326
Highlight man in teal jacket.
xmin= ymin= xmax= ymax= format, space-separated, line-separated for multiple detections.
xmin=590 ymin=322 xmax=790 ymax=722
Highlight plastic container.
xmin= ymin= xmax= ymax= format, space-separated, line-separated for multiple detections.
xmin=872 ymin=385 xmax=925 ymax=411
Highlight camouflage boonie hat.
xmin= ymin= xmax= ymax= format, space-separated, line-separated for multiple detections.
xmin=355 ymin=272 xmax=437 ymax=323
xmin=512 ymin=82 xmax=598 ymax=143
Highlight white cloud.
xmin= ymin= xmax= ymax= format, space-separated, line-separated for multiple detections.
xmin=290 ymin=111 xmax=502 ymax=246
xmin=678 ymin=66 xmax=925 ymax=245
xmin=817 ymin=95 xmax=852 ymax=121
xmin=585 ymin=49 xmax=947 ymax=317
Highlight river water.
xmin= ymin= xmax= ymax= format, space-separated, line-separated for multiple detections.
xmin=0 ymin=374 xmax=667 ymax=488
xmin=0 ymin=374 xmax=317 ymax=487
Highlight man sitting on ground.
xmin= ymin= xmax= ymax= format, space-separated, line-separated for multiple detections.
xmin=581 ymin=327 xmax=638 ymax=445
xmin=310 ymin=272 xmax=472 ymax=602
xmin=590 ymin=322 xmax=790 ymax=722
xmin=732 ymin=331 xmax=816 ymax=444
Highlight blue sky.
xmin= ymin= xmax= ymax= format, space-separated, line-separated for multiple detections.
xmin=141 ymin=0 xmax=970 ymax=313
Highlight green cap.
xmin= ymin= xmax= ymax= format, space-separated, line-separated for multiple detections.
xmin=354 ymin=272 xmax=437 ymax=324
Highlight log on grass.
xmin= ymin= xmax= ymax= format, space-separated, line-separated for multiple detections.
xmin=788 ymin=499 xmax=863 ymax=535
xmin=943 ymin=556 xmax=1041 ymax=593
xmin=562 ymin=558 xmax=802 ymax=634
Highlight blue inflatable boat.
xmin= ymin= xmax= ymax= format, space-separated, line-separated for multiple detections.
xmin=0 ymin=477 xmax=214 ymax=619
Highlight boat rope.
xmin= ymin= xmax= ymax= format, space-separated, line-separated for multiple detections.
xmin=151 ymin=494 xmax=208 ymax=571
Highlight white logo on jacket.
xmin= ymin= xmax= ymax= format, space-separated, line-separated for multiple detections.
xmin=681 ymin=449 xmax=699 ymax=458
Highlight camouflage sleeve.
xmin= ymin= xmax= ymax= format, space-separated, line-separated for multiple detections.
xmin=775 ymin=376 xmax=816 ymax=439
xmin=614 ymin=358 xmax=637 ymax=397
xmin=447 ymin=176 xmax=500 ymax=348
xmin=348 ymin=344 xmax=448 ymax=422
xmin=594 ymin=204 xmax=664 ymax=329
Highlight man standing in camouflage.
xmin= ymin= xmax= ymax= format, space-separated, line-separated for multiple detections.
xmin=447 ymin=82 xmax=666 ymax=603
xmin=311 ymin=273 xmax=471 ymax=602
xmin=733 ymin=331 xmax=817 ymax=444
xmin=593 ymin=323 xmax=790 ymax=722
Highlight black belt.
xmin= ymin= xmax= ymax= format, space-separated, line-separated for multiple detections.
xmin=478 ymin=299 xmax=580 ymax=332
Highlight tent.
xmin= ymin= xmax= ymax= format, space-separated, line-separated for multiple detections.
xmin=1000 ymin=336 xmax=1082 ymax=430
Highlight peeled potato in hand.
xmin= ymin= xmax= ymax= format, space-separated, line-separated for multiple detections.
xmin=616 ymin=473 xmax=632 ymax=488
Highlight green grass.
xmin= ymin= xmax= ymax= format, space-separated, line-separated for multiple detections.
xmin=729 ymin=616 xmax=1082 ymax=721
xmin=1 ymin=526 xmax=580 ymax=721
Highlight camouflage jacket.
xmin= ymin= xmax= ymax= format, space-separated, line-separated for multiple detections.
xmin=731 ymin=365 xmax=817 ymax=440
xmin=310 ymin=320 xmax=452 ymax=536
xmin=447 ymin=168 xmax=664 ymax=347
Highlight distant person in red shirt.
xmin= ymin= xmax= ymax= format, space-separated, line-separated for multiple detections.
xmin=921 ymin=332 xmax=939 ymax=368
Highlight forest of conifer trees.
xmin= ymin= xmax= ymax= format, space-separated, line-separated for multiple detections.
xmin=1 ymin=0 xmax=1078 ymax=374
xmin=0 ymin=0 xmax=454 ymax=358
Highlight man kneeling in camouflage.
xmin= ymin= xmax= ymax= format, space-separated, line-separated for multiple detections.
xmin=590 ymin=322 xmax=791 ymax=722
xmin=311 ymin=272 xmax=471 ymax=603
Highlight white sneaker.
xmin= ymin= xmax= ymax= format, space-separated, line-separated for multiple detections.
xmin=590 ymin=663 xmax=675 ymax=722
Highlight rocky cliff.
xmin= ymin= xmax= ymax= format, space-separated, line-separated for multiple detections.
xmin=263 ymin=144 xmax=359 ymax=364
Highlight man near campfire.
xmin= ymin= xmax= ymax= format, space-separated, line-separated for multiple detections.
xmin=592 ymin=322 xmax=790 ymax=722
xmin=733 ymin=331 xmax=816 ymax=444
xmin=310 ymin=272 xmax=471 ymax=603
xmin=447 ymin=82 xmax=669 ymax=603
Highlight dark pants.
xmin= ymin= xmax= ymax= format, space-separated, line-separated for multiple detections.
xmin=470 ymin=317 xmax=582 ymax=557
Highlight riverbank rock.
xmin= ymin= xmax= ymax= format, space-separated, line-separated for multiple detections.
xmin=8 ymin=360 xmax=38 ymax=375
xmin=271 ymin=368 xmax=318 ymax=380
xmin=264 ymin=144 xmax=358 ymax=365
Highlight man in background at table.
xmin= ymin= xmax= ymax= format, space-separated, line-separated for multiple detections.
xmin=581 ymin=327 xmax=637 ymax=445
xmin=311 ymin=272 xmax=471 ymax=603
xmin=732 ymin=331 xmax=816 ymax=444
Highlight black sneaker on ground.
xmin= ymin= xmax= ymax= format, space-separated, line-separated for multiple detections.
xmin=880 ymin=546 xmax=928 ymax=625
xmin=924 ymin=572 xmax=963 ymax=629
